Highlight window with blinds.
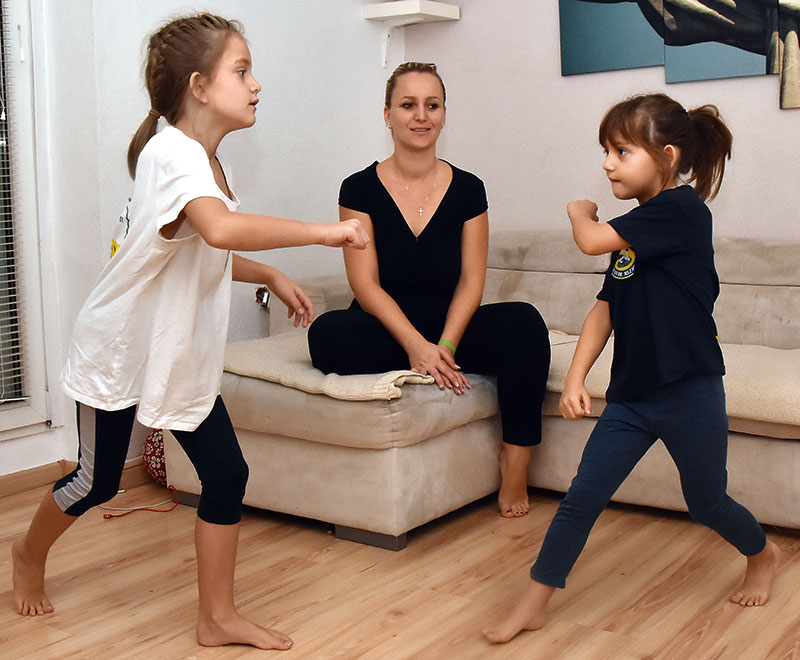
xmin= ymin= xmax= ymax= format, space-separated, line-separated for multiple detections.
xmin=0 ymin=0 xmax=47 ymax=437
xmin=0 ymin=2 xmax=24 ymax=406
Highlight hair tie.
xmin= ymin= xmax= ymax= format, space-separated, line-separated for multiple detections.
xmin=148 ymin=108 xmax=161 ymax=119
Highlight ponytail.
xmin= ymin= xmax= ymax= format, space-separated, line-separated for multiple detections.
xmin=599 ymin=93 xmax=733 ymax=202
xmin=127 ymin=112 xmax=160 ymax=180
xmin=686 ymin=105 xmax=732 ymax=201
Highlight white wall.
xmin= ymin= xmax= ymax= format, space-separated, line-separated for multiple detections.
xmin=0 ymin=0 xmax=100 ymax=474
xmin=4 ymin=0 xmax=797 ymax=476
xmin=3 ymin=0 xmax=402 ymax=475
xmin=405 ymin=0 xmax=799 ymax=241
xmin=91 ymin=0 xmax=404 ymax=342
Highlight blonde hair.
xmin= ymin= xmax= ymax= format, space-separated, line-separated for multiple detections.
xmin=384 ymin=62 xmax=446 ymax=108
xmin=599 ymin=93 xmax=732 ymax=201
xmin=126 ymin=13 xmax=244 ymax=179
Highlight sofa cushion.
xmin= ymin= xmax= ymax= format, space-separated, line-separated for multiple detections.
xmin=222 ymin=330 xmax=575 ymax=451
xmin=225 ymin=331 xmax=434 ymax=401
xmin=488 ymin=229 xmax=609 ymax=274
xmin=225 ymin=329 xmax=578 ymax=403
xmin=485 ymin=230 xmax=610 ymax=337
xmin=544 ymin=336 xmax=800 ymax=440
xmin=714 ymin=236 xmax=800 ymax=287
xmin=221 ymin=368 xmax=499 ymax=451
xmin=222 ymin=329 xmax=799 ymax=451
xmin=722 ymin=344 xmax=800 ymax=438
xmin=222 ymin=329 xmax=499 ymax=450
xmin=483 ymin=270 xmax=605 ymax=337
xmin=715 ymin=283 xmax=799 ymax=349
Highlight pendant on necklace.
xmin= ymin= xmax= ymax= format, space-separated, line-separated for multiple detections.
xmin=400 ymin=176 xmax=437 ymax=218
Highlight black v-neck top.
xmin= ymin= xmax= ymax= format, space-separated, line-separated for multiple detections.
xmin=339 ymin=161 xmax=488 ymax=335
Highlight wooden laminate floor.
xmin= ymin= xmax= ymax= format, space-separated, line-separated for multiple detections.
xmin=2 ymin=482 xmax=800 ymax=659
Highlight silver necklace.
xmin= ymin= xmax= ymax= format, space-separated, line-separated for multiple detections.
xmin=400 ymin=179 xmax=438 ymax=216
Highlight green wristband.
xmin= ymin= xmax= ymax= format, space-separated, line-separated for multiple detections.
xmin=438 ymin=338 xmax=457 ymax=355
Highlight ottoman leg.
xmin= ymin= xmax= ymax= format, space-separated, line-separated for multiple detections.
xmin=172 ymin=490 xmax=200 ymax=508
xmin=334 ymin=524 xmax=407 ymax=551
xmin=172 ymin=490 xmax=408 ymax=551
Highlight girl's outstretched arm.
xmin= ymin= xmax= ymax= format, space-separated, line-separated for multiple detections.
xmin=560 ymin=300 xmax=612 ymax=419
xmin=232 ymin=255 xmax=314 ymax=327
xmin=567 ymin=200 xmax=628 ymax=256
xmin=181 ymin=197 xmax=369 ymax=252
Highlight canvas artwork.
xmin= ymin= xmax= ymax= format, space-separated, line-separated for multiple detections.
xmin=559 ymin=0 xmax=800 ymax=109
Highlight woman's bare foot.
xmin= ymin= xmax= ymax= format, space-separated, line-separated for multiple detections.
xmin=729 ymin=540 xmax=781 ymax=607
xmin=197 ymin=611 xmax=293 ymax=650
xmin=498 ymin=443 xmax=532 ymax=518
xmin=483 ymin=580 xmax=554 ymax=644
xmin=12 ymin=537 xmax=54 ymax=616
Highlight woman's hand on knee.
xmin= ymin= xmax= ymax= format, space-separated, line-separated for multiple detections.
xmin=409 ymin=341 xmax=468 ymax=394
xmin=437 ymin=344 xmax=470 ymax=394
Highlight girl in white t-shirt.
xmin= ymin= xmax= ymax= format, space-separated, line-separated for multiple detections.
xmin=12 ymin=13 xmax=367 ymax=652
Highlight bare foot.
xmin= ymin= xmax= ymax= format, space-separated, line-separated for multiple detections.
xmin=729 ymin=540 xmax=781 ymax=607
xmin=197 ymin=611 xmax=293 ymax=650
xmin=483 ymin=580 xmax=554 ymax=644
xmin=12 ymin=537 xmax=54 ymax=616
xmin=498 ymin=443 xmax=531 ymax=518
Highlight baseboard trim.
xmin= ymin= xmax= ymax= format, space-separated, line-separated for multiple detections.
xmin=0 ymin=458 xmax=152 ymax=500
xmin=119 ymin=459 xmax=151 ymax=491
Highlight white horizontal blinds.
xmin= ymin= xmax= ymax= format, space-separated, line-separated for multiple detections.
xmin=0 ymin=2 xmax=25 ymax=405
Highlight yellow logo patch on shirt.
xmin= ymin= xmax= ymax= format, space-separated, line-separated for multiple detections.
xmin=612 ymin=248 xmax=636 ymax=280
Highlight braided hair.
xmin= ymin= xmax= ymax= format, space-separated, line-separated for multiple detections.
xmin=126 ymin=14 xmax=243 ymax=179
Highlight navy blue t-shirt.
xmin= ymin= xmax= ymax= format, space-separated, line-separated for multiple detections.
xmin=599 ymin=185 xmax=725 ymax=402
xmin=339 ymin=161 xmax=488 ymax=338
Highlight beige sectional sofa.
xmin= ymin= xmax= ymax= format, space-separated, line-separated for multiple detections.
xmin=164 ymin=230 xmax=800 ymax=550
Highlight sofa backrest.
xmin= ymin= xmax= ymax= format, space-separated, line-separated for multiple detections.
xmin=484 ymin=230 xmax=608 ymax=336
xmin=714 ymin=237 xmax=800 ymax=349
xmin=484 ymin=230 xmax=800 ymax=349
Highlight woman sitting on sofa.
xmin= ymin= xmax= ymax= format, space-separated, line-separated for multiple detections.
xmin=307 ymin=62 xmax=551 ymax=518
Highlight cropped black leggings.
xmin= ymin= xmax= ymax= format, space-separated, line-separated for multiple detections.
xmin=308 ymin=301 xmax=551 ymax=446
xmin=52 ymin=396 xmax=248 ymax=525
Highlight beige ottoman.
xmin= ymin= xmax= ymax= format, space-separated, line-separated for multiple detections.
xmin=163 ymin=329 xmax=505 ymax=550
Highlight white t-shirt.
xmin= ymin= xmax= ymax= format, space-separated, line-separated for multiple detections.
xmin=62 ymin=125 xmax=239 ymax=431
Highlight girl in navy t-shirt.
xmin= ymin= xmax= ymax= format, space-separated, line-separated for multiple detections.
xmin=484 ymin=93 xmax=781 ymax=644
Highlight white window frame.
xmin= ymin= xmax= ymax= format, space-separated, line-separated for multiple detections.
xmin=0 ymin=0 xmax=49 ymax=440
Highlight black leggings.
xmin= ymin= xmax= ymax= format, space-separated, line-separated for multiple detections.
xmin=308 ymin=302 xmax=551 ymax=446
xmin=53 ymin=396 xmax=248 ymax=525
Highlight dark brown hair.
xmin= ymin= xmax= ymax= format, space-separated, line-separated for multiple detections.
xmin=384 ymin=62 xmax=446 ymax=108
xmin=126 ymin=13 xmax=244 ymax=179
xmin=598 ymin=93 xmax=732 ymax=201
